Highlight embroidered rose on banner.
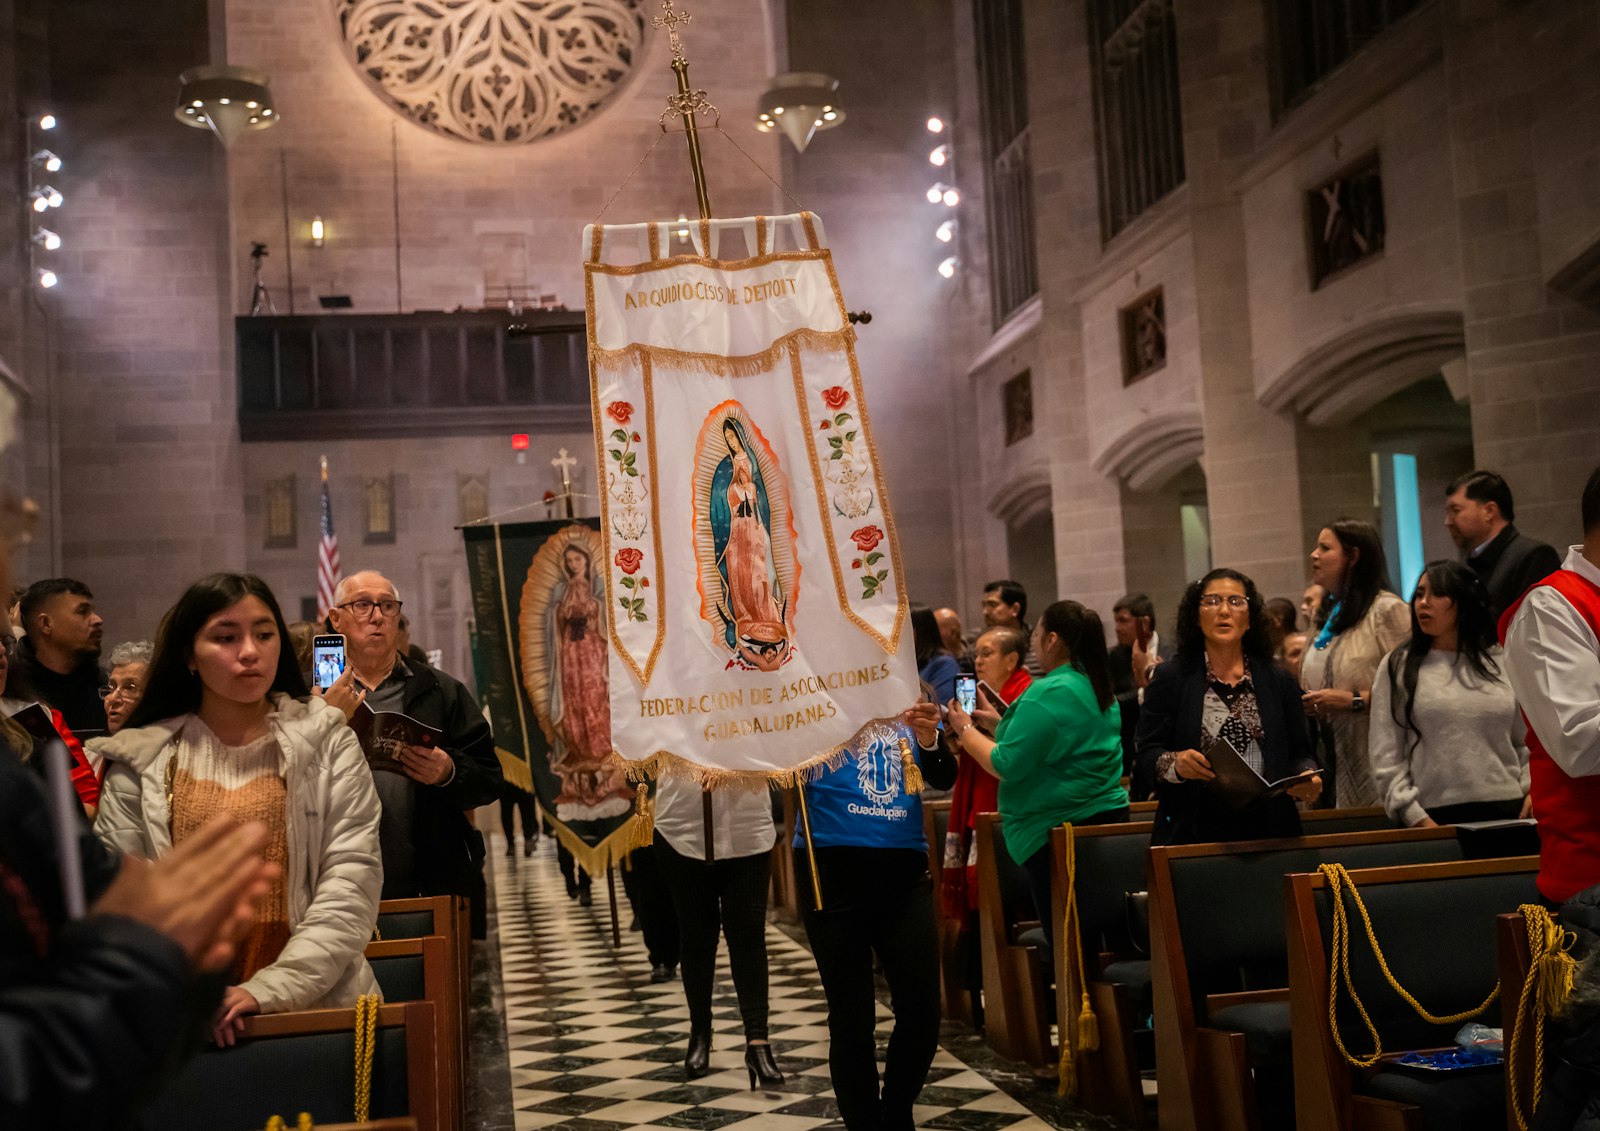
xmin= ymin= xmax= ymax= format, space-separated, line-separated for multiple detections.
xmin=607 ymin=401 xmax=634 ymax=426
xmin=850 ymin=526 xmax=884 ymax=553
xmin=614 ymin=545 xmax=649 ymax=623
xmin=822 ymin=386 xmax=851 ymax=411
xmin=614 ymin=547 xmax=643 ymax=575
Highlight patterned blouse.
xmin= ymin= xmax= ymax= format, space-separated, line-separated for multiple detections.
xmin=1201 ymin=657 xmax=1266 ymax=774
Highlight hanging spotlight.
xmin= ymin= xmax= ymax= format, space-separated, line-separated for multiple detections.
xmin=32 ymin=229 xmax=61 ymax=251
xmin=929 ymin=144 xmax=950 ymax=167
xmin=926 ymin=182 xmax=954 ymax=205
xmin=675 ymin=214 xmax=690 ymax=241
xmin=33 ymin=150 xmax=62 ymax=173
xmin=174 ymin=65 xmax=278 ymax=147
xmin=37 ymin=268 xmax=58 ymax=289
xmin=37 ymin=113 xmax=56 ymax=131
xmin=926 ymin=116 xmax=945 ymax=134
xmin=30 ymin=186 xmax=61 ymax=212
xmin=755 ymin=72 xmax=846 ymax=153
xmin=936 ymin=219 xmax=956 ymax=244
xmin=941 ymin=187 xmax=960 ymax=207
xmin=937 ymin=257 xmax=958 ymax=279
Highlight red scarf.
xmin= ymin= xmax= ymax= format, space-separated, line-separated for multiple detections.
xmin=940 ymin=666 xmax=1032 ymax=920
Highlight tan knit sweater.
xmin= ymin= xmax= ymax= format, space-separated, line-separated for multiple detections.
xmin=170 ymin=718 xmax=290 ymax=984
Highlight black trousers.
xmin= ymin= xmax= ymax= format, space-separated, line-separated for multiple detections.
xmin=620 ymin=843 xmax=680 ymax=970
xmin=1019 ymin=806 xmax=1129 ymax=954
xmin=556 ymin=841 xmax=591 ymax=893
xmin=655 ymin=834 xmax=772 ymax=1040
xmin=800 ymin=846 xmax=941 ymax=1131
xmin=499 ymin=786 xmax=537 ymax=842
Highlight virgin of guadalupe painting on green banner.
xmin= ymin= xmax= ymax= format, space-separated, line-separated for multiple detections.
xmin=463 ymin=518 xmax=641 ymax=876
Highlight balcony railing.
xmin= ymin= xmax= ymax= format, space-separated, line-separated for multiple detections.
xmin=235 ymin=310 xmax=590 ymax=441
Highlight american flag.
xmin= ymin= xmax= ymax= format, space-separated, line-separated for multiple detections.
xmin=316 ymin=456 xmax=341 ymax=620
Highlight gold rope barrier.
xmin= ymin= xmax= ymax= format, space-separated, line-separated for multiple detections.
xmin=1509 ymin=903 xmax=1577 ymax=1130
xmin=1320 ymin=863 xmax=1498 ymax=1068
xmin=1055 ymin=824 xmax=1100 ymax=1098
xmin=353 ymin=993 xmax=380 ymax=1123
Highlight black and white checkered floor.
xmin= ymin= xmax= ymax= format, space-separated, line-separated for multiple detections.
xmin=490 ymin=837 xmax=1066 ymax=1131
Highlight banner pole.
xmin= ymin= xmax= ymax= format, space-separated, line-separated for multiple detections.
xmin=795 ymin=782 xmax=822 ymax=911
xmin=654 ymin=0 xmax=713 ymax=221
xmin=607 ymin=865 xmax=622 ymax=947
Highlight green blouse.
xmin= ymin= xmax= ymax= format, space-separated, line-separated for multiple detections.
xmin=989 ymin=663 xmax=1128 ymax=861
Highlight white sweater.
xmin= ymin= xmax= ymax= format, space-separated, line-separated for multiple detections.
xmin=1369 ymin=645 xmax=1529 ymax=827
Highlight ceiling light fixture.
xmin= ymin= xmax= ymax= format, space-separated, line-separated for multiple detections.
xmin=174 ymin=65 xmax=278 ymax=147
xmin=755 ymin=72 xmax=846 ymax=153
xmin=937 ymin=257 xmax=958 ymax=279
xmin=936 ymin=219 xmax=956 ymax=243
xmin=33 ymin=229 xmax=61 ymax=251
xmin=929 ymin=144 xmax=950 ymax=167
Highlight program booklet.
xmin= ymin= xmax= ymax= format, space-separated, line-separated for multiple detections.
xmin=1202 ymin=734 xmax=1320 ymax=810
xmin=349 ymin=702 xmax=442 ymax=775
xmin=6 ymin=702 xmax=58 ymax=746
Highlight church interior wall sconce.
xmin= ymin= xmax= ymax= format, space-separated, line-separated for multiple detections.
xmin=755 ymin=72 xmax=845 ymax=153
xmin=310 ymin=216 xmax=326 ymax=248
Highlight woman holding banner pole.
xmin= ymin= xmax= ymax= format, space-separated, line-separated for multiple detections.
xmin=796 ymin=696 xmax=955 ymax=1131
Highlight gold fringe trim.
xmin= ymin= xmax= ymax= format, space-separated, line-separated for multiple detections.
xmin=540 ymin=804 xmax=649 ymax=879
xmin=899 ymin=737 xmax=924 ymax=795
xmin=590 ymin=326 xmax=854 ymax=379
xmin=495 ymin=746 xmax=534 ymax=793
xmin=617 ymin=715 xmax=911 ymax=794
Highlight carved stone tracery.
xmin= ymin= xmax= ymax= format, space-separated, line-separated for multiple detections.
xmin=331 ymin=0 xmax=651 ymax=144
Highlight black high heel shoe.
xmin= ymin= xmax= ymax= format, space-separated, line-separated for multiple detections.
xmin=744 ymin=1042 xmax=784 ymax=1090
xmin=684 ymin=1029 xmax=712 ymax=1079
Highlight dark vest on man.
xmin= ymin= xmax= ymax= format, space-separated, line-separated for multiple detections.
xmin=1469 ymin=523 xmax=1562 ymax=623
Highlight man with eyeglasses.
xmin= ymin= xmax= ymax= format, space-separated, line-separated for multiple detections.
xmin=325 ymin=571 xmax=503 ymax=936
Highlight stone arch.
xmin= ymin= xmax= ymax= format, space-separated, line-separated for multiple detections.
xmin=1258 ymin=308 xmax=1466 ymax=427
xmin=986 ymin=462 xmax=1051 ymax=527
xmin=1091 ymin=408 xmax=1205 ymax=491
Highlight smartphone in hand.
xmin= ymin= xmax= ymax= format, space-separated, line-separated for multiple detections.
xmin=956 ymin=675 xmax=977 ymax=715
xmin=312 ymin=634 xmax=346 ymax=691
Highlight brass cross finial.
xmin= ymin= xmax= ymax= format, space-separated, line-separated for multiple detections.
xmin=654 ymin=0 xmax=692 ymax=63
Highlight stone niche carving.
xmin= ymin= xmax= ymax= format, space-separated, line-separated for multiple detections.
xmin=1120 ymin=287 xmax=1166 ymax=385
xmin=1307 ymin=153 xmax=1386 ymax=288
xmin=331 ymin=0 xmax=651 ymax=144
xmin=1002 ymin=370 xmax=1033 ymax=446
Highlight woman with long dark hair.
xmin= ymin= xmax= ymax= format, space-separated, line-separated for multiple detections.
xmin=1301 ymin=520 xmax=1412 ymax=806
xmin=93 ymin=574 xmax=382 ymax=1046
xmin=1369 ymin=561 xmax=1529 ymax=826
xmin=911 ymin=603 xmax=959 ymax=708
xmin=944 ymin=600 xmax=1128 ymax=949
xmin=1136 ymin=569 xmax=1322 ymax=845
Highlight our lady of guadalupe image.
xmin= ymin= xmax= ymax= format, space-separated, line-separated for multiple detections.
xmin=517 ymin=524 xmax=631 ymax=821
xmin=695 ymin=404 xmax=798 ymax=673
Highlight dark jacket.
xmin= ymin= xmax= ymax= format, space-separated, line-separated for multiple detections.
xmin=0 ymin=743 xmax=220 ymax=1130
xmin=393 ymin=659 xmax=504 ymax=901
xmin=1135 ymin=655 xmax=1318 ymax=846
xmin=1469 ymin=523 xmax=1562 ymax=623
xmin=1108 ymin=644 xmax=1143 ymax=786
xmin=12 ymin=637 xmax=108 ymax=741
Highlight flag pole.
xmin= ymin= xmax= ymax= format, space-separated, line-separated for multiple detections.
xmin=654 ymin=0 xmax=713 ymax=221
xmin=320 ymin=453 xmax=328 ymax=483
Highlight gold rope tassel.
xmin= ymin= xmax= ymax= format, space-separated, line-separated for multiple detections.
xmin=1319 ymin=863 xmax=1499 ymax=1068
xmin=264 ymin=1111 xmax=313 ymax=1130
xmin=898 ymin=737 xmax=924 ymax=796
xmin=353 ymin=993 xmax=380 ymax=1123
xmin=624 ymin=781 xmax=656 ymax=852
xmin=1509 ymin=903 xmax=1577 ymax=1131
xmin=1056 ymin=824 xmax=1100 ymax=1098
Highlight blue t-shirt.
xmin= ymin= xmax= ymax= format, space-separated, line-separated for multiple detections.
xmin=795 ymin=723 xmax=929 ymax=852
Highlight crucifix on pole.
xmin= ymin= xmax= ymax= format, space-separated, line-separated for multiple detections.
xmin=654 ymin=0 xmax=715 ymax=221
xmin=552 ymin=448 xmax=578 ymax=519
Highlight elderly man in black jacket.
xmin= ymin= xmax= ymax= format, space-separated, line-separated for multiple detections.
xmin=325 ymin=570 xmax=503 ymax=936
xmin=1446 ymin=470 xmax=1562 ymax=621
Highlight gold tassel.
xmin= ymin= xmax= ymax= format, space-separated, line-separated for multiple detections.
xmin=1079 ymin=994 xmax=1101 ymax=1052
xmin=899 ymin=737 xmax=924 ymax=796
xmin=266 ymin=1119 xmax=285 ymax=1131
xmin=1056 ymin=823 xmax=1099 ymax=1097
xmin=298 ymin=1117 xmax=313 ymax=1131
xmin=1058 ymin=1040 xmax=1077 ymax=1098
xmin=624 ymin=781 xmax=655 ymax=852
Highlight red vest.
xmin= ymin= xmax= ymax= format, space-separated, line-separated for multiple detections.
xmin=1500 ymin=569 xmax=1600 ymax=903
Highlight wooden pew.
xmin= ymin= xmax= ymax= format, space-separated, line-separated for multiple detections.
xmin=316 ymin=1122 xmax=419 ymax=1131
xmin=368 ymin=935 xmax=460 ymax=1131
xmin=975 ymin=811 xmax=1054 ymax=1066
xmin=378 ymin=896 xmax=469 ymax=1104
xmin=1302 ymin=806 xmax=1392 ymax=835
xmin=139 ymin=1001 xmax=441 ymax=1131
xmin=1286 ymin=857 xmax=1538 ymax=1131
xmin=1149 ymin=827 xmax=1465 ymax=1131
xmin=923 ymin=798 xmax=976 ymax=1025
xmin=1048 ymin=820 xmax=1156 ymax=1127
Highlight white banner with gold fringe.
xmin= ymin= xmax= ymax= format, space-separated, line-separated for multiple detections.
xmin=584 ymin=212 xmax=919 ymax=784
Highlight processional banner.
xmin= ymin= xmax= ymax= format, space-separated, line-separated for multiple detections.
xmin=463 ymin=519 xmax=639 ymax=874
xmin=584 ymin=212 xmax=920 ymax=784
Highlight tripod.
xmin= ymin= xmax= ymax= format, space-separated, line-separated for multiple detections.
xmin=249 ymin=243 xmax=276 ymax=315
